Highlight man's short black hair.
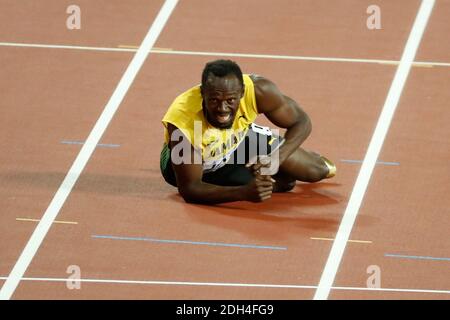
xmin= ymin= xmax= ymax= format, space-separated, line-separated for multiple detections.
xmin=201 ymin=59 xmax=244 ymax=89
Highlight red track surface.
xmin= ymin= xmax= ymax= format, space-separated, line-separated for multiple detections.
xmin=0 ymin=0 xmax=449 ymax=299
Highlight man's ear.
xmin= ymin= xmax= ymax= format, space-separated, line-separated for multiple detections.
xmin=200 ymin=85 xmax=205 ymax=97
xmin=241 ymin=84 xmax=245 ymax=97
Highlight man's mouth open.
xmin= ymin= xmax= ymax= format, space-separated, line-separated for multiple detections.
xmin=216 ymin=113 xmax=232 ymax=124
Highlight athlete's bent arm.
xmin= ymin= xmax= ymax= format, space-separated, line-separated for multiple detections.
xmin=251 ymin=75 xmax=312 ymax=167
xmin=167 ymin=124 xmax=273 ymax=204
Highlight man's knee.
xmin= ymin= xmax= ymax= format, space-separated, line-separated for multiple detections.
xmin=272 ymin=172 xmax=296 ymax=192
xmin=273 ymin=180 xmax=296 ymax=193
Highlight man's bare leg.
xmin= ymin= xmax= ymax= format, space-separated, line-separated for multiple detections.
xmin=273 ymin=148 xmax=336 ymax=192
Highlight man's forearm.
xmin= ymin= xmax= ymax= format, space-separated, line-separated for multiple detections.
xmin=179 ymin=181 xmax=248 ymax=204
xmin=278 ymin=118 xmax=312 ymax=164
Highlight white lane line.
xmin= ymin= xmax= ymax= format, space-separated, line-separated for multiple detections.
xmin=15 ymin=218 xmax=78 ymax=225
xmin=310 ymin=237 xmax=372 ymax=244
xmin=0 ymin=276 xmax=448 ymax=295
xmin=0 ymin=0 xmax=179 ymax=300
xmin=148 ymin=49 xmax=447 ymax=68
xmin=117 ymin=45 xmax=173 ymax=51
xmin=313 ymin=0 xmax=436 ymax=301
xmin=0 ymin=41 xmax=136 ymax=52
xmin=1 ymin=41 xmax=449 ymax=67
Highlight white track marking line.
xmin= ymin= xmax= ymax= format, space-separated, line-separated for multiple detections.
xmin=16 ymin=218 xmax=78 ymax=225
xmin=313 ymin=0 xmax=436 ymax=301
xmin=0 ymin=276 xmax=448 ymax=295
xmin=147 ymin=49 xmax=445 ymax=68
xmin=310 ymin=237 xmax=372 ymax=244
xmin=0 ymin=0 xmax=179 ymax=300
xmin=118 ymin=45 xmax=173 ymax=51
xmin=0 ymin=42 xmax=136 ymax=52
xmin=0 ymin=41 xmax=449 ymax=67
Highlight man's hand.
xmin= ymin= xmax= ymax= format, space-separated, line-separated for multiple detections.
xmin=243 ymin=158 xmax=276 ymax=202
xmin=246 ymin=155 xmax=279 ymax=176
xmin=244 ymin=173 xmax=274 ymax=202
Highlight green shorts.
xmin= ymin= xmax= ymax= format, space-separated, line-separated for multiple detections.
xmin=160 ymin=124 xmax=284 ymax=187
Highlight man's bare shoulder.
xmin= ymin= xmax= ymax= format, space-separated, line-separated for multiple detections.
xmin=248 ymin=74 xmax=284 ymax=114
xmin=249 ymin=74 xmax=278 ymax=96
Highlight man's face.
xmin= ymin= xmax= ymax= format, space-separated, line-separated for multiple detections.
xmin=201 ymin=74 xmax=244 ymax=129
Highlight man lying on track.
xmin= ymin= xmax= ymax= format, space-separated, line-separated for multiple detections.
xmin=160 ymin=59 xmax=336 ymax=204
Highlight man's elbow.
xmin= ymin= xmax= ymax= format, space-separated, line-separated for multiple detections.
xmin=296 ymin=113 xmax=312 ymax=138
xmin=304 ymin=115 xmax=312 ymax=137
xmin=178 ymin=183 xmax=202 ymax=204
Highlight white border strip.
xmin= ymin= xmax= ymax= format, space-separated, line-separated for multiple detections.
xmin=0 ymin=42 xmax=137 ymax=52
xmin=0 ymin=42 xmax=449 ymax=67
xmin=313 ymin=0 xmax=436 ymax=300
xmin=0 ymin=276 xmax=448 ymax=295
xmin=0 ymin=0 xmax=179 ymax=300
